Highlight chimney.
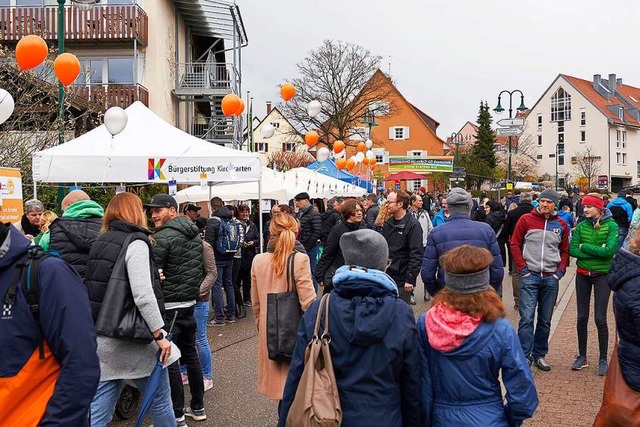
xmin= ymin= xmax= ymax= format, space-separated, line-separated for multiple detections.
xmin=608 ymin=73 xmax=617 ymax=95
xmin=266 ymin=101 xmax=272 ymax=115
xmin=593 ymin=74 xmax=601 ymax=90
xmin=617 ymin=78 xmax=623 ymax=87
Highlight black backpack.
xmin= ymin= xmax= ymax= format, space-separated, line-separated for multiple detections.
xmin=3 ymin=246 xmax=51 ymax=360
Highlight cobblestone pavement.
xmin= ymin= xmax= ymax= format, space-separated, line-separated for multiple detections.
xmin=112 ymin=266 xmax=612 ymax=426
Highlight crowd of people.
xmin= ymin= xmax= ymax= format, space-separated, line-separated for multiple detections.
xmin=3 ymin=184 xmax=640 ymax=426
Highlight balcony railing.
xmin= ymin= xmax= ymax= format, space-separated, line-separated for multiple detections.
xmin=0 ymin=5 xmax=148 ymax=46
xmin=192 ymin=116 xmax=235 ymax=142
xmin=68 ymin=83 xmax=148 ymax=110
xmin=175 ymin=62 xmax=238 ymax=96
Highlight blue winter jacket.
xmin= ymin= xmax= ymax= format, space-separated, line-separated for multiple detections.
xmin=608 ymin=197 xmax=633 ymax=223
xmin=421 ymin=214 xmax=504 ymax=296
xmin=608 ymin=248 xmax=640 ymax=392
xmin=432 ymin=210 xmax=448 ymax=227
xmin=279 ymin=266 xmax=422 ymax=427
xmin=557 ymin=210 xmax=574 ymax=230
xmin=417 ymin=314 xmax=538 ymax=427
xmin=0 ymin=226 xmax=100 ymax=426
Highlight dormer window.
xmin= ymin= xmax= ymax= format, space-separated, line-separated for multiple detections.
xmin=551 ymin=87 xmax=571 ymax=122
xmin=618 ymin=107 xmax=624 ymax=121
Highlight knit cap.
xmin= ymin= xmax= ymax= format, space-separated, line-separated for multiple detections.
xmin=446 ymin=187 xmax=473 ymax=215
xmin=340 ymin=229 xmax=388 ymax=271
xmin=538 ymin=189 xmax=559 ymax=206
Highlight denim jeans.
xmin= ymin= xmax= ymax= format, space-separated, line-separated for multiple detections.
xmin=518 ymin=272 xmax=559 ymax=360
xmin=213 ymin=259 xmax=235 ymax=322
xmin=165 ymin=307 xmax=204 ymax=418
xmin=90 ymin=369 xmax=175 ymax=427
xmin=181 ymin=301 xmax=212 ymax=380
xmin=307 ymin=244 xmax=319 ymax=291
xmin=618 ymin=226 xmax=629 ymax=250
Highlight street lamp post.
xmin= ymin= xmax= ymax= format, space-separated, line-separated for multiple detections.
xmin=362 ymin=109 xmax=377 ymax=188
xmin=493 ymin=89 xmax=527 ymax=185
xmin=449 ymin=132 xmax=464 ymax=183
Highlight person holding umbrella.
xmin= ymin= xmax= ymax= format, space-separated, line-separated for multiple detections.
xmin=85 ymin=193 xmax=174 ymax=426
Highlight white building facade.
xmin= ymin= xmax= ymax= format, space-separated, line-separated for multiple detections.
xmin=522 ymin=73 xmax=640 ymax=191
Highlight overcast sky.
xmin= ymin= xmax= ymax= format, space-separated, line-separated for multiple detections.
xmin=237 ymin=0 xmax=640 ymax=138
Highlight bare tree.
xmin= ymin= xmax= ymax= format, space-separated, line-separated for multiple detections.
xmin=572 ymin=146 xmax=602 ymax=189
xmin=267 ymin=150 xmax=314 ymax=172
xmin=280 ymin=40 xmax=398 ymax=150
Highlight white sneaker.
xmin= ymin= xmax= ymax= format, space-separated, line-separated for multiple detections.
xmin=203 ymin=377 xmax=213 ymax=392
xmin=184 ymin=406 xmax=207 ymax=421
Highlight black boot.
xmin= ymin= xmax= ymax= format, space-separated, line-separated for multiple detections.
xmin=236 ymin=304 xmax=247 ymax=319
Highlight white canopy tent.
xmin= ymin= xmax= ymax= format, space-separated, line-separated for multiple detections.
xmin=32 ymin=101 xmax=262 ymax=184
xmin=285 ymin=168 xmax=367 ymax=198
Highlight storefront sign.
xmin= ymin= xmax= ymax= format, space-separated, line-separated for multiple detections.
xmin=388 ymin=156 xmax=454 ymax=172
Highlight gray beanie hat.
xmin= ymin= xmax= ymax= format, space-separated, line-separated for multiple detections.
xmin=539 ymin=188 xmax=559 ymax=206
xmin=446 ymin=187 xmax=473 ymax=215
xmin=340 ymin=229 xmax=388 ymax=271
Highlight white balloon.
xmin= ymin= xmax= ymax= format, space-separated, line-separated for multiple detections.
xmin=104 ymin=106 xmax=128 ymax=137
xmin=334 ymin=149 xmax=346 ymax=158
xmin=307 ymin=100 xmax=322 ymax=118
xmin=0 ymin=89 xmax=15 ymax=126
xmin=356 ymin=152 xmax=365 ymax=162
xmin=350 ymin=155 xmax=359 ymax=165
xmin=317 ymin=147 xmax=330 ymax=162
xmin=260 ymin=123 xmax=275 ymax=139
xmin=365 ymin=138 xmax=373 ymax=149
xmin=366 ymin=150 xmax=375 ymax=159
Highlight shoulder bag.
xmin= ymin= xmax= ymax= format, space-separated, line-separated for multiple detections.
xmin=593 ymin=343 xmax=640 ymax=426
xmin=286 ymin=293 xmax=342 ymax=427
xmin=266 ymin=252 xmax=303 ymax=362
xmin=95 ymin=234 xmax=157 ymax=344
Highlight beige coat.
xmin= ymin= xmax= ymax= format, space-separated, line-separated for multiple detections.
xmin=251 ymin=252 xmax=316 ymax=400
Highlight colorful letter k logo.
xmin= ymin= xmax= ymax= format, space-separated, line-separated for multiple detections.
xmin=148 ymin=158 xmax=166 ymax=180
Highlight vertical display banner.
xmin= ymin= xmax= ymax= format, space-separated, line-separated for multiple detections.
xmin=0 ymin=168 xmax=23 ymax=223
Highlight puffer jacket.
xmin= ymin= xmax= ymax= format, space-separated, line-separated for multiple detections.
xmin=421 ymin=215 xmax=504 ymax=296
xmin=608 ymin=248 xmax=640 ymax=392
xmin=569 ymin=210 xmax=618 ymax=273
xmin=279 ymin=266 xmax=422 ymax=427
xmin=320 ymin=207 xmax=341 ymax=243
xmin=418 ymin=309 xmax=538 ymax=427
xmin=509 ymin=208 xmax=569 ymax=278
xmin=297 ymin=203 xmax=322 ymax=251
xmin=315 ymin=220 xmax=364 ymax=290
xmin=152 ymin=216 xmax=204 ymax=303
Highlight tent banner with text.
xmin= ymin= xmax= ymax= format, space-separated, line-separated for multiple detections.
xmin=0 ymin=168 xmax=23 ymax=223
xmin=388 ymin=156 xmax=454 ymax=172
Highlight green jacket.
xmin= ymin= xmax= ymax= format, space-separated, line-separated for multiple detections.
xmin=39 ymin=200 xmax=104 ymax=251
xmin=569 ymin=212 xmax=618 ymax=273
xmin=152 ymin=216 xmax=204 ymax=303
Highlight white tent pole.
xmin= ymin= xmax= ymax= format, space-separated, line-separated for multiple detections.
xmin=258 ymin=177 xmax=264 ymax=252
xmin=33 ymin=181 xmax=37 ymax=200
xmin=208 ymin=184 xmax=213 ymax=217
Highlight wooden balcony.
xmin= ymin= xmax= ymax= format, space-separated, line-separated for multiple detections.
xmin=68 ymin=84 xmax=148 ymax=110
xmin=0 ymin=5 xmax=148 ymax=46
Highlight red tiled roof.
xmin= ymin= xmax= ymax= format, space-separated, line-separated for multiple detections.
xmin=563 ymin=74 xmax=640 ymax=126
xmin=409 ymin=102 xmax=439 ymax=132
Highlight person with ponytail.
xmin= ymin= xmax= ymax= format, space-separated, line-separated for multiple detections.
xmin=569 ymin=193 xmax=618 ymax=375
xmin=251 ymin=213 xmax=316 ymax=403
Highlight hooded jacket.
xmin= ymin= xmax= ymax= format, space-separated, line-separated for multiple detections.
xmin=41 ymin=200 xmax=104 ymax=279
xmin=418 ymin=307 xmax=538 ymax=427
xmin=382 ymin=212 xmax=424 ymax=286
xmin=279 ymin=266 xmax=422 ymax=427
xmin=320 ymin=207 xmax=341 ymax=243
xmin=204 ymin=206 xmax=237 ymax=262
xmin=0 ymin=226 xmax=100 ymax=426
xmin=432 ymin=209 xmax=448 ymax=227
xmin=509 ymin=207 xmax=569 ymax=278
xmin=152 ymin=216 xmax=204 ymax=303
xmin=608 ymin=196 xmax=633 ymax=228
xmin=421 ymin=215 xmax=504 ymax=296
xmin=608 ymin=248 xmax=640 ymax=392
xmin=569 ymin=209 xmax=618 ymax=274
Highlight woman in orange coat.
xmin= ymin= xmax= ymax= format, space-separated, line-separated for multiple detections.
xmin=251 ymin=213 xmax=316 ymax=402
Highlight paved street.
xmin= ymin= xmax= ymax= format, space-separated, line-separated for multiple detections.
xmin=113 ymin=264 xmax=609 ymax=427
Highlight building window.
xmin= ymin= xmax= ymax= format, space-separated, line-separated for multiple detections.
xmin=77 ymin=59 xmax=103 ymax=85
xmin=537 ymin=114 xmax=543 ymax=131
xmin=551 ymin=88 xmax=571 ymax=122
xmin=409 ymin=180 xmax=423 ymax=192
xmin=282 ymin=142 xmax=296 ymax=152
xmin=623 ymin=153 xmax=628 ymax=165
xmin=617 ymin=152 xmax=621 ymax=164
xmin=558 ymin=156 xmax=564 ymax=166
xmin=549 ymin=153 xmax=556 ymax=158
xmin=580 ymin=109 xmax=586 ymax=126
xmin=375 ymin=154 xmax=384 ymax=163
xmin=580 ymin=131 xmax=586 ymax=143
xmin=557 ymin=121 xmax=564 ymax=132
xmin=466 ymin=134 xmax=472 ymax=141
xmin=637 ymin=161 xmax=640 ymax=179
xmin=557 ymin=144 xmax=564 ymax=155
xmin=558 ymin=133 xmax=564 ymax=143
xmin=537 ymin=135 xmax=542 ymax=146
xmin=411 ymin=151 xmax=423 ymax=157
xmin=107 ymin=58 xmax=134 ymax=84
xmin=537 ymin=154 xmax=543 ymax=160
xmin=619 ymin=107 xmax=625 ymax=121
xmin=389 ymin=126 xmax=410 ymax=140
xmin=270 ymin=122 xmax=280 ymax=129
xmin=623 ymin=131 xmax=627 ymax=149
xmin=255 ymin=143 xmax=269 ymax=153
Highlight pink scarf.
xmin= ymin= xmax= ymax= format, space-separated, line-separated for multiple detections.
xmin=425 ymin=303 xmax=482 ymax=351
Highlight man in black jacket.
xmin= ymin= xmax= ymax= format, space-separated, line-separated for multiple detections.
xmin=363 ymin=193 xmax=380 ymax=230
xmin=503 ymin=192 xmax=534 ymax=310
xmin=295 ymin=192 xmax=322 ymax=290
xmin=382 ymin=191 xmax=423 ymax=305
xmin=146 ymin=193 xmax=206 ymax=424
xmin=320 ymin=197 xmax=342 ymax=243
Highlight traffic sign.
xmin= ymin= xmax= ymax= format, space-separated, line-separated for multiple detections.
xmin=497 ymin=118 xmax=525 ymax=127
xmin=496 ymin=128 xmax=523 ymax=136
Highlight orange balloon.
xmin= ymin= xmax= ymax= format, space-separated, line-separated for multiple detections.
xmin=336 ymin=158 xmax=347 ymax=170
xmin=221 ymin=93 xmax=241 ymax=116
xmin=53 ymin=53 xmax=81 ymax=86
xmin=305 ymin=131 xmax=319 ymax=147
xmin=346 ymin=159 xmax=355 ymax=171
xmin=333 ymin=140 xmax=345 ymax=153
xmin=369 ymin=158 xmax=377 ymax=167
xmin=281 ymin=82 xmax=295 ymax=101
xmin=356 ymin=141 xmax=366 ymax=152
xmin=16 ymin=35 xmax=48 ymax=71
xmin=362 ymin=157 xmax=370 ymax=166
xmin=234 ymin=99 xmax=245 ymax=116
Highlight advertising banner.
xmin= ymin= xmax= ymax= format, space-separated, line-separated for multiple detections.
xmin=0 ymin=168 xmax=23 ymax=223
xmin=388 ymin=156 xmax=454 ymax=173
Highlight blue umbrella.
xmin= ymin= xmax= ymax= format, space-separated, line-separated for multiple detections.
xmin=135 ymin=312 xmax=178 ymax=427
